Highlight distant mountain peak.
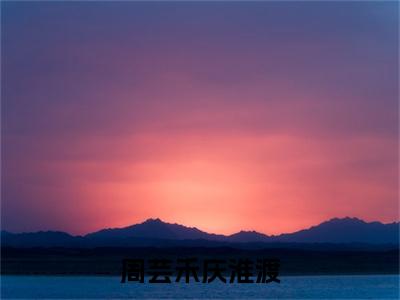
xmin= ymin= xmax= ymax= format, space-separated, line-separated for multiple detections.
xmin=322 ymin=217 xmax=394 ymax=227
xmin=227 ymin=230 xmax=270 ymax=242
xmin=143 ymin=218 xmax=164 ymax=224
xmin=327 ymin=217 xmax=365 ymax=223
xmin=236 ymin=230 xmax=259 ymax=234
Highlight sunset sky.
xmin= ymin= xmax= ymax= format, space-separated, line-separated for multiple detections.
xmin=2 ymin=2 xmax=398 ymax=235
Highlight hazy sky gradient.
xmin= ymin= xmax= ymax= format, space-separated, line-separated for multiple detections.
xmin=2 ymin=2 xmax=398 ymax=235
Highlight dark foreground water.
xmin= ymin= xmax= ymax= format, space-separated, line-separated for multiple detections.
xmin=1 ymin=275 xmax=399 ymax=299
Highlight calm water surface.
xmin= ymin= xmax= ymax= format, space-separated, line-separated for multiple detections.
xmin=1 ymin=275 xmax=399 ymax=299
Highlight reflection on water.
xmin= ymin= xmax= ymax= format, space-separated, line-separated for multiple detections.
xmin=1 ymin=275 xmax=399 ymax=299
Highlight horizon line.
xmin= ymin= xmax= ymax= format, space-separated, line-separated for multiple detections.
xmin=2 ymin=216 xmax=399 ymax=237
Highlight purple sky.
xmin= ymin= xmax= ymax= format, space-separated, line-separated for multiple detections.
xmin=1 ymin=1 xmax=398 ymax=235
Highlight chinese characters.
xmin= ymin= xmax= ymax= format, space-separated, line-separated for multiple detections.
xmin=121 ymin=257 xmax=280 ymax=284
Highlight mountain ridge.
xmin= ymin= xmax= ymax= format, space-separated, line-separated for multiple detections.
xmin=2 ymin=217 xmax=399 ymax=247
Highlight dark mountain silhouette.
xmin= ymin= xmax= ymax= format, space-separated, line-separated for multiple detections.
xmin=275 ymin=217 xmax=399 ymax=244
xmin=0 ymin=231 xmax=81 ymax=248
xmin=85 ymin=218 xmax=225 ymax=241
xmin=1 ymin=217 xmax=398 ymax=248
xmin=226 ymin=230 xmax=271 ymax=243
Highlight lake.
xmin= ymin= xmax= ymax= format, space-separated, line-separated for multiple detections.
xmin=1 ymin=275 xmax=399 ymax=299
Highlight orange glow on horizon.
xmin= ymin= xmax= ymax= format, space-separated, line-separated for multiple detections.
xmin=52 ymin=132 xmax=398 ymax=236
